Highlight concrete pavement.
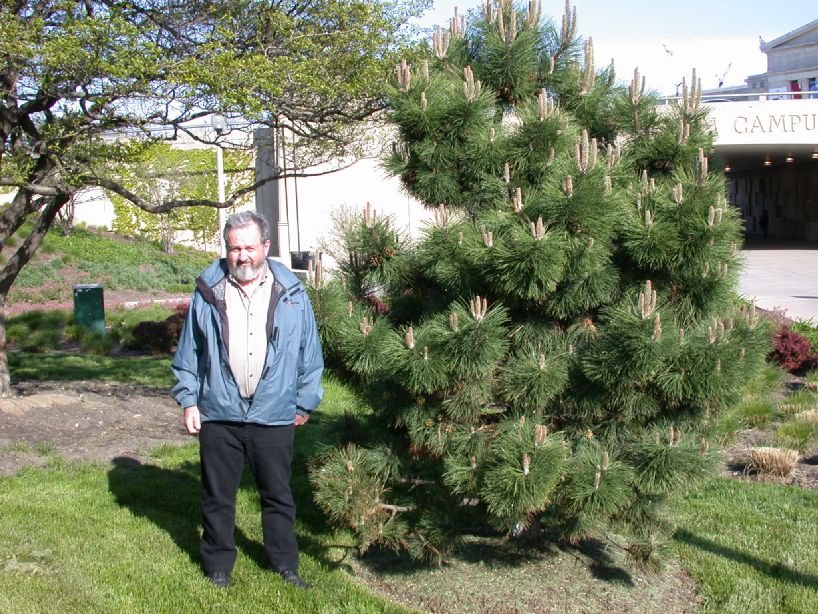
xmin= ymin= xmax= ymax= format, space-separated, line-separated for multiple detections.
xmin=738 ymin=238 xmax=818 ymax=322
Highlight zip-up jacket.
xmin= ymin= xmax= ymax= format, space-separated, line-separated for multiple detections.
xmin=171 ymin=258 xmax=324 ymax=425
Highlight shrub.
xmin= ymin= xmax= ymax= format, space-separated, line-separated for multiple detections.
xmin=65 ymin=325 xmax=117 ymax=356
xmin=761 ymin=307 xmax=791 ymax=332
xmin=127 ymin=312 xmax=186 ymax=354
xmin=790 ymin=320 xmax=818 ymax=352
xmin=745 ymin=447 xmax=799 ymax=476
xmin=6 ymin=310 xmax=72 ymax=352
xmin=768 ymin=328 xmax=818 ymax=373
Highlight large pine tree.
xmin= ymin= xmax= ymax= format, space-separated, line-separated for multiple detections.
xmin=308 ymin=0 xmax=769 ymax=565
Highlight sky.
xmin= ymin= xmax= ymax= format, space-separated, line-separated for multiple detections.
xmin=414 ymin=1 xmax=817 ymax=95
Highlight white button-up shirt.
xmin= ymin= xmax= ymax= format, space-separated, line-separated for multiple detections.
xmin=225 ymin=270 xmax=274 ymax=399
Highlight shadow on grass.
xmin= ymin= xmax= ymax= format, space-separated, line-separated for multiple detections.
xmin=107 ymin=456 xmax=271 ymax=572
xmin=108 ymin=456 xmax=202 ymax=566
xmin=107 ymin=444 xmax=341 ymax=574
xmin=10 ymin=352 xmax=173 ymax=386
xmin=674 ymin=528 xmax=818 ymax=589
xmin=355 ymin=533 xmax=634 ymax=587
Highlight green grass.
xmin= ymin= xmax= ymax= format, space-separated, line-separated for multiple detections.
xmin=782 ymin=389 xmax=818 ymax=413
xmin=9 ymin=225 xmax=214 ymax=300
xmin=673 ymin=478 xmax=818 ymax=614
xmin=775 ymin=420 xmax=818 ymax=453
xmin=5 ymin=351 xmax=818 ymax=613
xmin=6 ymin=305 xmax=178 ymax=354
xmin=0 ymin=374 xmax=412 ymax=614
xmin=9 ymin=352 xmax=174 ymax=386
xmin=735 ymin=398 xmax=777 ymax=428
xmin=804 ymin=370 xmax=818 ymax=389
xmin=742 ymin=363 xmax=787 ymax=398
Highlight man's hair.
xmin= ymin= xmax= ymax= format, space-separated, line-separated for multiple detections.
xmin=223 ymin=211 xmax=271 ymax=245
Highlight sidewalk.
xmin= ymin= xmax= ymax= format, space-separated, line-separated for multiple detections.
xmin=739 ymin=238 xmax=818 ymax=322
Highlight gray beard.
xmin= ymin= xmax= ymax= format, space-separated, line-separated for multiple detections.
xmin=228 ymin=262 xmax=266 ymax=282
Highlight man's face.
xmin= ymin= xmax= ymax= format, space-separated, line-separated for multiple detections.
xmin=225 ymin=224 xmax=270 ymax=282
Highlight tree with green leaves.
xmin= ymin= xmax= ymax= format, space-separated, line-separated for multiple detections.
xmin=309 ymin=0 xmax=770 ymax=565
xmin=109 ymin=143 xmax=255 ymax=252
xmin=0 ymin=0 xmax=429 ymax=395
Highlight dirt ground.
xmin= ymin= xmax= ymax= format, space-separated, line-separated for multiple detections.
xmin=3 ymin=377 xmax=818 ymax=485
xmin=0 ymin=379 xmax=190 ymax=476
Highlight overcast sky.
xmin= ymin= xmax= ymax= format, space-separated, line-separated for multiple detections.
xmin=415 ymin=1 xmax=817 ymax=95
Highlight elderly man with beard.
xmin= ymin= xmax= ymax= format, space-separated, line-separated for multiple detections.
xmin=172 ymin=211 xmax=323 ymax=590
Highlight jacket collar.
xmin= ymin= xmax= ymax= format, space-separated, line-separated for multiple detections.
xmin=196 ymin=258 xmax=302 ymax=306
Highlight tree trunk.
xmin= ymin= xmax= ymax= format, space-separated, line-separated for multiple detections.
xmin=0 ymin=302 xmax=10 ymax=398
xmin=0 ymin=192 xmax=69 ymax=396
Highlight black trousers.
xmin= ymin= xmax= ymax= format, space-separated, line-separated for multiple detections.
xmin=199 ymin=421 xmax=299 ymax=573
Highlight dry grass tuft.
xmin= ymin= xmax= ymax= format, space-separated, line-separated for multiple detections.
xmin=745 ymin=447 xmax=800 ymax=477
xmin=780 ymin=390 xmax=818 ymax=415
xmin=796 ymin=409 xmax=818 ymax=426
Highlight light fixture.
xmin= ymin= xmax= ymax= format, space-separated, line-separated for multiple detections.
xmin=812 ymin=151 xmax=818 ymax=160
xmin=210 ymin=113 xmax=227 ymax=135
xmin=785 ymin=154 xmax=795 ymax=163
xmin=763 ymin=159 xmax=772 ymax=167
xmin=724 ymin=164 xmax=732 ymax=172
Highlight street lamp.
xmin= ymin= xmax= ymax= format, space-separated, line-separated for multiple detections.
xmin=211 ymin=114 xmax=227 ymax=256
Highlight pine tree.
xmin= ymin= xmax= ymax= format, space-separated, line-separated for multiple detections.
xmin=308 ymin=0 xmax=770 ymax=565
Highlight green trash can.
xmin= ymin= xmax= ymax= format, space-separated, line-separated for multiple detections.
xmin=73 ymin=284 xmax=105 ymax=334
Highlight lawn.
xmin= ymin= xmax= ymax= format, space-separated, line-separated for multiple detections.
xmin=672 ymin=478 xmax=818 ymax=614
xmin=0 ymin=373 xmax=412 ymax=614
xmin=2 ymin=356 xmax=818 ymax=613
xmin=6 ymin=225 xmax=213 ymax=304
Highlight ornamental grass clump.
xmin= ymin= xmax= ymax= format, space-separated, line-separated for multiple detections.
xmin=803 ymin=370 xmax=818 ymax=391
xmin=780 ymin=389 xmax=818 ymax=415
xmin=736 ymin=398 xmax=777 ymax=428
xmin=775 ymin=420 xmax=817 ymax=454
xmin=796 ymin=409 xmax=818 ymax=427
xmin=309 ymin=0 xmax=770 ymax=565
xmin=745 ymin=447 xmax=799 ymax=477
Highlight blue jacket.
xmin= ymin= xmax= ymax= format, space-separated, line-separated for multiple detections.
xmin=171 ymin=258 xmax=324 ymax=425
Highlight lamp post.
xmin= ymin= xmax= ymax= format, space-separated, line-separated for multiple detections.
xmin=211 ymin=114 xmax=227 ymax=256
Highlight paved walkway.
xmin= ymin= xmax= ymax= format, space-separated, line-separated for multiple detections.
xmin=739 ymin=238 xmax=818 ymax=322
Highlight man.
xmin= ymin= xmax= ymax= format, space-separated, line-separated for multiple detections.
xmin=172 ymin=211 xmax=323 ymax=589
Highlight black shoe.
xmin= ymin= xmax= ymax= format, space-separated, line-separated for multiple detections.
xmin=206 ymin=570 xmax=230 ymax=588
xmin=279 ymin=569 xmax=310 ymax=589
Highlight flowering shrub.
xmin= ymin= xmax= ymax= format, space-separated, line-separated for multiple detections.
xmin=769 ymin=328 xmax=818 ymax=372
xmin=761 ymin=306 xmax=791 ymax=332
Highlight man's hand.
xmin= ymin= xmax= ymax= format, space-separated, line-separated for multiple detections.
xmin=183 ymin=406 xmax=201 ymax=434
xmin=294 ymin=413 xmax=311 ymax=427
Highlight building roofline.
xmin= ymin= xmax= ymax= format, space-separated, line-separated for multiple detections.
xmin=762 ymin=18 xmax=818 ymax=51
